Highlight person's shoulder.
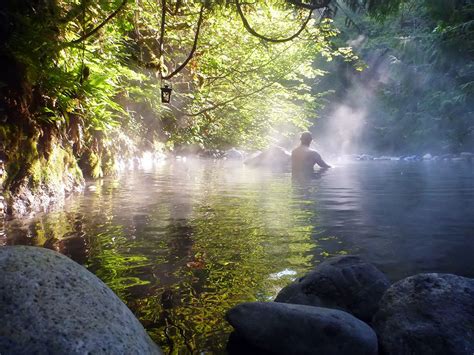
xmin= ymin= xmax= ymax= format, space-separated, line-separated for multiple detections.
xmin=291 ymin=146 xmax=303 ymax=154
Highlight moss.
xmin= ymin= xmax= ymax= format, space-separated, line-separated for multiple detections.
xmin=102 ymin=150 xmax=117 ymax=176
xmin=6 ymin=141 xmax=84 ymax=196
xmin=89 ymin=152 xmax=103 ymax=179
xmin=29 ymin=159 xmax=42 ymax=189
xmin=5 ymin=161 xmax=21 ymax=189
xmin=0 ymin=124 xmax=11 ymax=143
xmin=39 ymin=145 xmax=84 ymax=190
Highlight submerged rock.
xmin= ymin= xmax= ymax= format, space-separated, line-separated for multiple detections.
xmin=357 ymin=154 xmax=374 ymax=161
xmin=373 ymin=273 xmax=474 ymax=355
xmin=402 ymin=155 xmax=421 ymax=161
xmin=275 ymin=255 xmax=390 ymax=322
xmin=225 ymin=148 xmax=245 ymax=160
xmin=226 ymin=302 xmax=378 ymax=355
xmin=373 ymin=156 xmax=392 ymax=161
xmin=244 ymin=146 xmax=290 ymax=167
xmin=0 ymin=246 xmax=161 ymax=354
xmin=440 ymin=153 xmax=454 ymax=160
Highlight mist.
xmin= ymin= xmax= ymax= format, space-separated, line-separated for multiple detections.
xmin=312 ymin=10 xmax=474 ymax=157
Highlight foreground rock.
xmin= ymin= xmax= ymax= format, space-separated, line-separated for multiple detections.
xmin=275 ymin=255 xmax=390 ymax=322
xmin=0 ymin=246 xmax=161 ymax=354
xmin=226 ymin=302 xmax=378 ymax=355
xmin=373 ymin=273 xmax=474 ymax=355
xmin=244 ymin=146 xmax=290 ymax=167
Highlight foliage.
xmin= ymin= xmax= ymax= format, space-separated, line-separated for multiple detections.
xmin=313 ymin=0 xmax=474 ymax=153
xmin=0 ymin=0 xmax=357 ymax=199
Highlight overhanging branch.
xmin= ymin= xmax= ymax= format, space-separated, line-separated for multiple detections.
xmin=162 ymin=4 xmax=205 ymax=80
xmin=69 ymin=0 xmax=128 ymax=45
xmin=158 ymin=0 xmax=167 ymax=63
xmin=286 ymin=0 xmax=331 ymax=10
xmin=236 ymin=0 xmax=314 ymax=43
xmin=180 ymin=80 xmax=278 ymax=116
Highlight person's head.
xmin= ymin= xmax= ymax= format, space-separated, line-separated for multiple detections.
xmin=300 ymin=131 xmax=313 ymax=146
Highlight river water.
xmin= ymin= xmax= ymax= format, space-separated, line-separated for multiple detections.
xmin=2 ymin=158 xmax=474 ymax=353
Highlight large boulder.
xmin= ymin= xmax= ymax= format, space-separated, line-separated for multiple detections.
xmin=0 ymin=246 xmax=161 ymax=354
xmin=226 ymin=302 xmax=378 ymax=355
xmin=244 ymin=146 xmax=290 ymax=168
xmin=275 ymin=256 xmax=390 ymax=322
xmin=373 ymin=273 xmax=474 ymax=355
xmin=225 ymin=148 xmax=245 ymax=160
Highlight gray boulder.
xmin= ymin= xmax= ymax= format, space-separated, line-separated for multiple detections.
xmin=358 ymin=154 xmax=374 ymax=161
xmin=226 ymin=302 xmax=378 ymax=355
xmin=373 ymin=273 xmax=474 ymax=355
xmin=225 ymin=148 xmax=245 ymax=160
xmin=402 ymin=155 xmax=421 ymax=161
xmin=460 ymin=152 xmax=473 ymax=161
xmin=244 ymin=146 xmax=290 ymax=167
xmin=0 ymin=246 xmax=161 ymax=354
xmin=275 ymin=255 xmax=390 ymax=322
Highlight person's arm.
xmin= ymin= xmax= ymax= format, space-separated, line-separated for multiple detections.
xmin=314 ymin=152 xmax=331 ymax=168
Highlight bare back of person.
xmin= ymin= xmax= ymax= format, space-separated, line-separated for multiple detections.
xmin=291 ymin=132 xmax=330 ymax=174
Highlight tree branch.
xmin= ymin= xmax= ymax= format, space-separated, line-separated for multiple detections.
xmin=162 ymin=4 xmax=205 ymax=80
xmin=69 ymin=0 xmax=128 ymax=45
xmin=158 ymin=0 xmax=166 ymax=64
xmin=286 ymin=0 xmax=331 ymax=10
xmin=179 ymin=80 xmax=278 ymax=116
xmin=236 ymin=0 xmax=314 ymax=43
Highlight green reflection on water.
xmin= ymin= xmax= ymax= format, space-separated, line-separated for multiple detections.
xmin=129 ymin=179 xmax=321 ymax=353
xmin=4 ymin=166 xmax=347 ymax=353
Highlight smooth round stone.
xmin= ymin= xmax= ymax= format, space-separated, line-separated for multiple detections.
xmin=373 ymin=273 xmax=474 ymax=355
xmin=226 ymin=302 xmax=378 ymax=355
xmin=244 ymin=146 xmax=290 ymax=167
xmin=0 ymin=246 xmax=161 ymax=354
xmin=275 ymin=255 xmax=390 ymax=322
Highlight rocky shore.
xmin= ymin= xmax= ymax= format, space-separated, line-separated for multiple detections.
xmin=226 ymin=255 xmax=474 ymax=354
xmin=340 ymin=152 xmax=474 ymax=162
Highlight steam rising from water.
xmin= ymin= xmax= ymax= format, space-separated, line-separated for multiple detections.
xmin=317 ymin=97 xmax=368 ymax=157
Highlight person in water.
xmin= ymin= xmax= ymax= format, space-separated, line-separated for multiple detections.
xmin=291 ymin=132 xmax=331 ymax=174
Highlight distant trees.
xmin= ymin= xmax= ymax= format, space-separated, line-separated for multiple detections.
xmin=313 ymin=0 xmax=474 ymax=153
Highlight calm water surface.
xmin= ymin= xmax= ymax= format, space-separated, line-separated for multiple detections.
xmin=2 ymin=159 xmax=474 ymax=353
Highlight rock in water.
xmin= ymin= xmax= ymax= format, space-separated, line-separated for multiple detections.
xmin=244 ymin=146 xmax=290 ymax=167
xmin=275 ymin=255 xmax=390 ymax=322
xmin=373 ymin=273 xmax=474 ymax=355
xmin=0 ymin=246 xmax=161 ymax=354
xmin=226 ymin=302 xmax=378 ymax=355
xmin=225 ymin=148 xmax=245 ymax=160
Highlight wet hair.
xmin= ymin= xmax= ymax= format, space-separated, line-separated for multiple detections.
xmin=300 ymin=131 xmax=313 ymax=146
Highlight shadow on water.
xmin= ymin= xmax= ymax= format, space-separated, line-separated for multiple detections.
xmin=2 ymin=159 xmax=474 ymax=353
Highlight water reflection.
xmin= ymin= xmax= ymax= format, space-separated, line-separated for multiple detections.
xmin=3 ymin=159 xmax=474 ymax=353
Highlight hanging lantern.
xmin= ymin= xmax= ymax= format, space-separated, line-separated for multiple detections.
xmin=161 ymin=84 xmax=172 ymax=103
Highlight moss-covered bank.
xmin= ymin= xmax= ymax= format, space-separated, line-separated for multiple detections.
xmin=0 ymin=129 xmax=84 ymax=215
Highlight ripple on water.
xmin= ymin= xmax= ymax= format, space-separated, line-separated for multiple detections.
xmin=3 ymin=159 xmax=474 ymax=353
